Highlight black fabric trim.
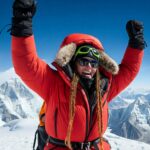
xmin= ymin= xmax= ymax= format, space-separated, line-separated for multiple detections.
xmin=33 ymin=129 xmax=38 ymax=150
xmin=47 ymin=136 xmax=100 ymax=149
xmin=62 ymin=64 xmax=73 ymax=79
xmin=54 ymin=108 xmax=58 ymax=137
xmin=33 ymin=126 xmax=48 ymax=150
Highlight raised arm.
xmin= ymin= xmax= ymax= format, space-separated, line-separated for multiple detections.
xmin=11 ymin=0 xmax=55 ymax=100
xmin=107 ymin=20 xmax=146 ymax=102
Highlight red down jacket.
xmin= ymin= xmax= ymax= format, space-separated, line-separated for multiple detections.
xmin=12 ymin=34 xmax=143 ymax=150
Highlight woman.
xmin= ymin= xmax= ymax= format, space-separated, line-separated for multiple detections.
xmin=11 ymin=0 xmax=145 ymax=149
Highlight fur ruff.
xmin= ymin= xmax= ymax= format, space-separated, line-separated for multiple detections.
xmin=55 ymin=43 xmax=77 ymax=66
xmin=55 ymin=43 xmax=119 ymax=75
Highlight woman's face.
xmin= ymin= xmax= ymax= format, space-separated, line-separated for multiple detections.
xmin=75 ymin=57 xmax=98 ymax=79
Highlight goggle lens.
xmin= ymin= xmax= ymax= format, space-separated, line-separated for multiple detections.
xmin=75 ymin=45 xmax=100 ymax=60
xmin=78 ymin=58 xmax=99 ymax=68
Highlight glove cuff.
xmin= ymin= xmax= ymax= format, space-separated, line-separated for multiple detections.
xmin=11 ymin=17 xmax=33 ymax=37
xmin=128 ymin=38 xmax=147 ymax=50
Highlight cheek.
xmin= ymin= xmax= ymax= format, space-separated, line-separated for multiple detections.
xmin=78 ymin=67 xmax=84 ymax=75
xmin=91 ymin=68 xmax=97 ymax=75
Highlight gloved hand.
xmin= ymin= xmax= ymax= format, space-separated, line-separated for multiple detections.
xmin=126 ymin=20 xmax=146 ymax=50
xmin=11 ymin=0 xmax=36 ymax=37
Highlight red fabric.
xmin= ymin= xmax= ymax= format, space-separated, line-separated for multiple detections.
xmin=44 ymin=142 xmax=68 ymax=150
xmin=12 ymin=35 xmax=144 ymax=150
xmin=107 ymin=47 xmax=144 ymax=102
xmin=60 ymin=33 xmax=104 ymax=51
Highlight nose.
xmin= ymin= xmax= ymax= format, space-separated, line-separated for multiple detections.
xmin=86 ymin=62 xmax=92 ymax=68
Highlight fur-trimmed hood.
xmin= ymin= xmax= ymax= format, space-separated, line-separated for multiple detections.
xmin=54 ymin=33 xmax=119 ymax=75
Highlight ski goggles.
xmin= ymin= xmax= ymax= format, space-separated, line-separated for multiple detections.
xmin=77 ymin=58 xmax=99 ymax=68
xmin=74 ymin=45 xmax=100 ymax=60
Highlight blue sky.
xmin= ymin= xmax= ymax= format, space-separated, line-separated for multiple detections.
xmin=0 ymin=0 xmax=150 ymax=89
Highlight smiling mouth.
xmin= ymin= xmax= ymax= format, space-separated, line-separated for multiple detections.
xmin=82 ymin=71 xmax=92 ymax=78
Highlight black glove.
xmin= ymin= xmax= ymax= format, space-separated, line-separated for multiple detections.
xmin=126 ymin=20 xmax=146 ymax=50
xmin=11 ymin=0 xmax=36 ymax=37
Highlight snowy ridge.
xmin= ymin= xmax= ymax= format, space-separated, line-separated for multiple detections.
xmin=109 ymin=89 xmax=150 ymax=144
xmin=0 ymin=68 xmax=17 ymax=84
xmin=0 ymin=118 xmax=38 ymax=150
xmin=105 ymin=129 xmax=150 ymax=150
xmin=0 ymin=68 xmax=42 ymax=126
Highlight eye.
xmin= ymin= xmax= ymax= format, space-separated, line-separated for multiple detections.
xmin=80 ymin=47 xmax=89 ymax=52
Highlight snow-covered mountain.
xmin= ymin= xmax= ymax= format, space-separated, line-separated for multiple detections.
xmin=109 ymin=89 xmax=150 ymax=144
xmin=0 ymin=68 xmax=42 ymax=126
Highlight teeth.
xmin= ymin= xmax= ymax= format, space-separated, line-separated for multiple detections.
xmin=83 ymin=71 xmax=91 ymax=74
xmin=83 ymin=72 xmax=91 ymax=75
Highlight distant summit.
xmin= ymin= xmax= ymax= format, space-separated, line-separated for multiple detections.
xmin=0 ymin=68 xmax=42 ymax=126
xmin=109 ymin=88 xmax=150 ymax=144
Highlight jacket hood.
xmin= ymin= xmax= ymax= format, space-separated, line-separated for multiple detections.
xmin=54 ymin=33 xmax=119 ymax=75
